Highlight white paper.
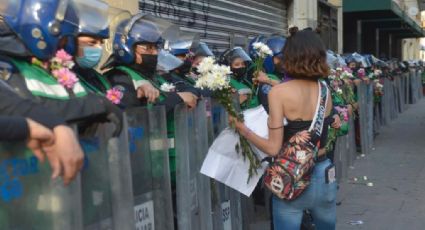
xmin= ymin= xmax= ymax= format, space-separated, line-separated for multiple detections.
xmin=200 ymin=105 xmax=270 ymax=197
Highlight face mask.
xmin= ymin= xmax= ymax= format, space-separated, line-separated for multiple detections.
xmin=192 ymin=67 xmax=199 ymax=75
xmin=177 ymin=60 xmax=192 ymax=75
xmin=76 ymin=46 xmax=103 ymax=69
xmin=231 ymin=67 xmax=247 ymax=80
xmin=139 ymin=54 xmax=158 ymax=74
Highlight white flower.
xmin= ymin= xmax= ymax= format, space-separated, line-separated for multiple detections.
xmin=252 ymin=42 xmax=273 ymax=58
xmin=341 ymin=71 xmax=353 ymax=79
xmin=336 ymin=88 xmax=343 ymax=94
xmin=328 ymin=75 xmax=336 ymax=80
xmin=160 ymin=83 xmax=176 ymax=92
xmin=194 ymin=61 xmax=231 ymax=91
xmin=374 ymin=69 xmax=382 ymax=76
xmin=336 ymin=67 xmax=342 ymax=72
xmin=376 ymin=83 xmax=383 ymax=89
xmin=197 ymin=56 xmax=216 ymax=74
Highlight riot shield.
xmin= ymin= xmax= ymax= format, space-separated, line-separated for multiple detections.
xmin=174 ymin=103 xmax=202 ymax=230
xmin=79 ymin=121 xmax=134 ymax=230
xmin=0 ymin=141 xmax=82 ymax=230
xmin=358 ymin=82 xmax=370 ymax=155
xmin=194 ymin=100 xmax=214 ymax=230
xmin=126 ymin=106 xmax=174 ymax=230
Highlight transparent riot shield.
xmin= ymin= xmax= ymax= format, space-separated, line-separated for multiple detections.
xmin=79 ymin=121 xmax=134 ymax=230
xmin=126 ymin=106 xmax=174 ymax=230
xmin=358 ymin=82 xmax=369 ymax=155
xmin=194 ymin=100 xmax=214 ymax=230
xmin=100 ymin=121 xmax=135 ymax=230
xmin=205 ymin=98 xmax=225 ymax=230
xmin=175 ymin=103 xmax=202 ymax=230
xmin=0 ymin=140 xmax=82 ymax=230
xmin=366 ymin=83 xmax=374 ymax=148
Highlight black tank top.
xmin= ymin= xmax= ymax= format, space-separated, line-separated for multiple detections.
xmin=284 ymin=116 xmax=332 ymax=148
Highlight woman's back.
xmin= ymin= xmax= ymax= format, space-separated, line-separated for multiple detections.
xmin=277 ymin=79 xmax=332 ymax=122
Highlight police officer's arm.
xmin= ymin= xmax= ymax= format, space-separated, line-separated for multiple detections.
xmin=107 ymin=70 xmax=144 ymax=108
xmin=160 ymin=92 xmax=185 ymax=113
xmin=6 ymin=73 xmax=118 ymax=123
xmin=0 ymin=82 xmax=65 ymax=129
xmin=0 ymin=116 xmax=30 ymax=141
xmin=108 ymin=70 xmax=185 ymax=112
xmin=165 ymin=73 xmax=201 ymax=97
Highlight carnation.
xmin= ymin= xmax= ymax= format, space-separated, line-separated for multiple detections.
xmin=160 ymin=83 xmax=176 ymax=92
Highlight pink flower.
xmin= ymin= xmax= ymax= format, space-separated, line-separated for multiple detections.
xmin=357 ymin=68 xmax=366 ymax=79
xmin=342 ymin=66 xmax=352 ymax=73
xmin=52 ymin=68 xmax=78 ymax=89
xmin=106 ymin=87 xmax=123 ymax=104
xmin=335 ymin=106 xmax=349 ymax=121
xmin=55 ymin=49 xmax=73 ymax=63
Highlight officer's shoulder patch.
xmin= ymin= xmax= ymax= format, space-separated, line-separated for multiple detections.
xmin=261 ymin=84 xmax=272 ymax=94
xmin=0 ymin=59 xmax=16 ymax=81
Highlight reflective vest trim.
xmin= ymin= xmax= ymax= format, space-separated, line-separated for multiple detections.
xmin=25 ymin=78 xmax=70 ymax=99
xmin=25 ymin=78 xmax=88 ymax=99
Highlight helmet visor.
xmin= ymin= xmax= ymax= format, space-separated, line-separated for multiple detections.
xmin=0 ymin=0 xmax=22 ymax=18
xmin=70 ymin=0 xmax=110 ymax=34
xmin=193 ymin=42 xmax=213 ymax=57
xmin=128 ymin=14 xmax=179 ymax=44
xmin=157 ymin=50 xmax=183 ymax=72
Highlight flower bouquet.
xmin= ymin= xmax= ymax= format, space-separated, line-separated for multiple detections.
xmin=195 ymin=57 xmax=261 ymax=180
xmin=251 ymin=42 xmax=273 ymax=94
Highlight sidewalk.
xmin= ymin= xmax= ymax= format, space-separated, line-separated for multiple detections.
xmin=336 ymin=98 xmax=425 ymax=230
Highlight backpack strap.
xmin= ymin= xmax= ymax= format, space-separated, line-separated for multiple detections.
xmin=308 ymin=80 xmax=329 ymax=138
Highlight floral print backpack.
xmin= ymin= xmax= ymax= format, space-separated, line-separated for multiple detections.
xmin=264 ymin=81 xmax=329 ymax=200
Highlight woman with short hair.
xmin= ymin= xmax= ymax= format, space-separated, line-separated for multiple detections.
xmin=230 ymin=30 xmax=337 ymax=230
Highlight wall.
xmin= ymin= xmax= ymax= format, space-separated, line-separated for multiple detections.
xmin=329 ymin=0 xmax=343 ymax=53
xmin=288 ymin=0 xmax=318 ymax=29
xmin=401 ymin=0 xmax=422 ymax=60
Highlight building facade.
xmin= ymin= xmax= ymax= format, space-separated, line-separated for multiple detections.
xmin=343 ymin=0 xmax=424 ymax=60
xmin=104 ymin=0 xmax=342 ymax=55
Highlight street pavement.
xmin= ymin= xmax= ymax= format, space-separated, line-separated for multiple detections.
xmin=336 ymin=99 xmax=425 ymax=230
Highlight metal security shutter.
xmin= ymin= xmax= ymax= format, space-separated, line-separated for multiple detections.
xmin=139 ymin=0 xmax=288 ymax=54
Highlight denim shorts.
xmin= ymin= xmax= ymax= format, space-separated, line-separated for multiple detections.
xmin=272 ymin=159 xmax=337 ymax=230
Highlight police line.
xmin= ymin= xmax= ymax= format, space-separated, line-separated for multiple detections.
xmin=0 ymin=71 xmax=423 ymax=230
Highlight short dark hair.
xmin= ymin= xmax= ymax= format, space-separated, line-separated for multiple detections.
xmin=283 ymin=30 xmax=329 ymax=79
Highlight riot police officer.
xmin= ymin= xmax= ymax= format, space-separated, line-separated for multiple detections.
xmin=103 ymin=13 xmax=198 ymax=111
xmin=69 ymin=1 xmax=160 ymax=104
xmin=0 ymin=0 xmax=122 ymax=131
xmin=220 ymin=47 xmax=259 ymax=110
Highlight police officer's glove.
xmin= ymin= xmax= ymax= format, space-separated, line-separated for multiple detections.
xmin=103 ymin=98 xmax=124 ymax=137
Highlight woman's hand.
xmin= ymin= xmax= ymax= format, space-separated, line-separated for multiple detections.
xmin=331 ymin=114 xmax=342 ymax=129
xmin=40 ymin=125 xmax=84 ymax=186
xmin=137 ymin=82 xmax=160 ymax=103
xmin=239 ymin=94 xmax=248 ymax=104
xmin=353 ymin=79 xmax=362 ymax=86
xmin=228 ymin=115 xmax=247 ymax=134
xmin=254 ymin=71 xmax=271 ymax=85
xmin=347 ymin=104 xmax=353 ymax=116
xmin=177 ymin=92 xmax=198 ymax=109
xmin=26 ymin=118 xmax=55 ymax=163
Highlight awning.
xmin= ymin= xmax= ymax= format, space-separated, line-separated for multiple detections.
xmin=344 ymin=0 xmax=424 ymax=37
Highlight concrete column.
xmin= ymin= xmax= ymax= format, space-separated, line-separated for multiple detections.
xmin=288 ymin=0 xmax=318 ymax=29
xmin=329 ymin=0 xmax=343 ymax=54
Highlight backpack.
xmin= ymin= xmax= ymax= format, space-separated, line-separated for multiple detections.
xmin=264 ymin=81 xmax=329 ymax=200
